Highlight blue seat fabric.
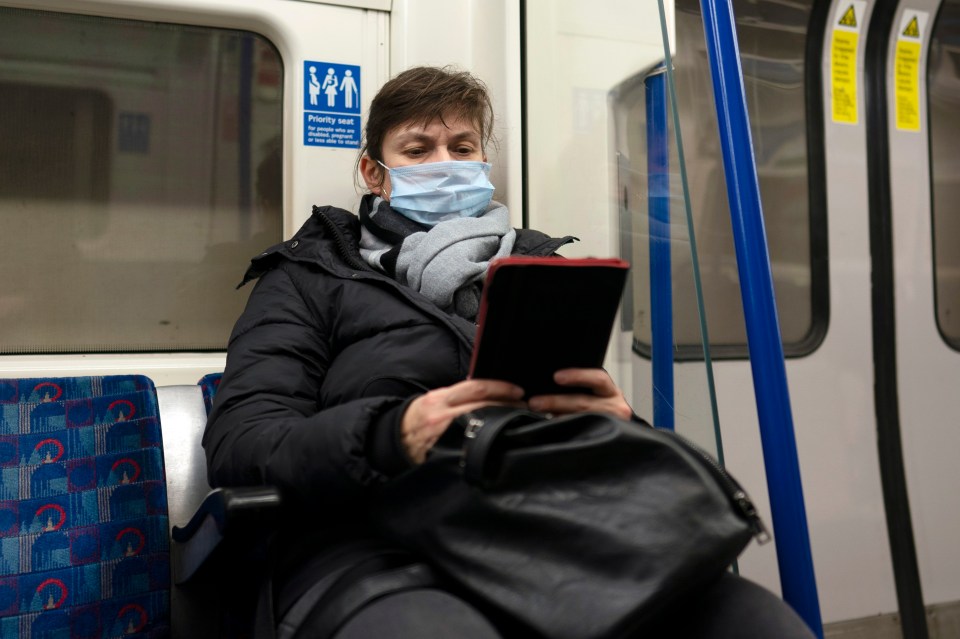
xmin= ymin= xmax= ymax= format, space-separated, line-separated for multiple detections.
xmin=198 ymin=373 xmax=222 ymax=417
xmin=0 ymin=375 xmax=170 ymax=638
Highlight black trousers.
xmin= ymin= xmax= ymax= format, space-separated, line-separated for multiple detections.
xmin=316 ymin=572 xmax=815 ymax=639
xmin=271 ymin=534 xmax=816 ymax=639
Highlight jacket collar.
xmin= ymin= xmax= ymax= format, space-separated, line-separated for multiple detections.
xmin=239 ymin=205 xmax=361 ymax=286
xmin=239 ymin=204 xmax=577 ymax=287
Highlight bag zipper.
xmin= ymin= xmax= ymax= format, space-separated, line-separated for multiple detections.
xmin=460 ymin=411 xmax=771 ymax=544
xmin=460 ymin=415 xmax=485 ymax=468
xmin=667 ymin=428 xmax=772 ymax=544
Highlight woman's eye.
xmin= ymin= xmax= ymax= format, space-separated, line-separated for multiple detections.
xmin=455 ymin=146 xmax=475 ymax=155
xmin=404 ymin=148 xmax=425 ymax=157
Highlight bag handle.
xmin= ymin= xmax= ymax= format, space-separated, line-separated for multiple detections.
xmin=459 ymin=407 xmax=543 ymax=486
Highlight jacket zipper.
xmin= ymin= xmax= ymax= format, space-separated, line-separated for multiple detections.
xmin=314 ymin=206 xmax=370 ymax=272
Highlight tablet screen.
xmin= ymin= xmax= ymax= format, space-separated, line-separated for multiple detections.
xmin=469 ymin=257 xmax=629 ymax=397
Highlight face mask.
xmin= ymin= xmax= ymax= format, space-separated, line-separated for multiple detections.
xmin=379 ymin=160 xmax=495 ymax=226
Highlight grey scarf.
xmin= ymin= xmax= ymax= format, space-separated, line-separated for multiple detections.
xmin=359 ymin=196 xmax=516 ymax=319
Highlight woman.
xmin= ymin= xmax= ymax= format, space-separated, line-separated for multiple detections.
xmin=204 ymin=66 xmax=814 ymax=638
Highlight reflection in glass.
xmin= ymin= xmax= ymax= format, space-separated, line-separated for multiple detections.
xmin=0 ymin=7 xmax=283 ymax=353
xmin=614 ymin=0 xmax=816 ymax=358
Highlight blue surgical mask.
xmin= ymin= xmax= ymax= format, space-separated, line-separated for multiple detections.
xmin=379 ymin=160 xmax=495 ymax=226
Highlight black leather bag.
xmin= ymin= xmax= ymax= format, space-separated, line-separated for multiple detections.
xmin=371 ymin=407 xmax=769 ymax=639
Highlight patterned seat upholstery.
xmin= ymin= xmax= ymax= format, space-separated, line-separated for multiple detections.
xmin=197 ymin=373 xmax=222 ymax=417
xmin=0 ymin=375 xmax=170 ymax=637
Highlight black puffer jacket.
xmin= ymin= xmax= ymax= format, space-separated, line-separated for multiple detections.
xmin=203 ymin=204 xmax=574 ymax=513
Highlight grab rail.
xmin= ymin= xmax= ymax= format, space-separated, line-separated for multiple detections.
xmin=698 ymin=0 xmax=823 ymax=634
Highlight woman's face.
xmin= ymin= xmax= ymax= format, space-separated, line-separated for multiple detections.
xmin=360 ymin=115 xmax=486 ymax=199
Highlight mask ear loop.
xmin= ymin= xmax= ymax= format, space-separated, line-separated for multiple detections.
xmin=376 ymin=160 xmax=392 ymax=199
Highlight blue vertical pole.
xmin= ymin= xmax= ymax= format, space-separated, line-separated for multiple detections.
xmin=698 ymin=0 xmax=823 ymax=635
xmin=645 ymin=67 xmax=675 ymax=431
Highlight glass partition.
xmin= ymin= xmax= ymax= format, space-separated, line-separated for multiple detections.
xmin=524 ymin=0 xmax=824 ymax=456
xmin=616 ymin=0 xmax=821 ymax=362
xmin=524 ymin=0 xmax=722 ymax=454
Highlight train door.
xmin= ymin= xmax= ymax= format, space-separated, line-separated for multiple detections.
xmin=883 ymin=0 xmax=960 ymax=632
xmin=607 ymin=0 xmax=903 ymax=629
xmin=599 ymin=0 xmax=960 ymax=635
xmin=523 ymin=0 xmax=831 ymax=618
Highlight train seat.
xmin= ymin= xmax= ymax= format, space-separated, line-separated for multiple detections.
xmin=0 ymin=375 xmax=171 ymax=637
xmin=0 ymin=374 xmax=280 ymax=638
xmin=164 ymin=373 xmax=280 ymax=635
xmin=197 ymin=372 xmax=222 ymax=417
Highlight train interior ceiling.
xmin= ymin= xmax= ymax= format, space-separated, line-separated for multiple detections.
xmin=1 ymin=0 xmax=959 ymax=637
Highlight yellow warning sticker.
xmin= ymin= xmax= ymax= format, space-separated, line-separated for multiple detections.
xmin=838 ymin=5 xmax=858 ymax=27
xmin=902 ymin=16 xmax=920 ymax=38
xmin=895 ymin=40 xmax=921 ymax=130
xmin=833 ymin=2 xmax=864 ymax=33
xmin=895 ymin=11 xmax=928 ymax=132
xmin=832 ymin=31 xmax=859 ymax=124
xmin=831 ymin=1 xmax=864 ymax=125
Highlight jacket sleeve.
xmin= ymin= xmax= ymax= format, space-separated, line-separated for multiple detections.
xmin=202 ymin=266 xmax=413 ymax=509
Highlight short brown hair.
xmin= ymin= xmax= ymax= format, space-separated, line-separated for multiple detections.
xmin=357 ymin=66 xmax=495 ymax=186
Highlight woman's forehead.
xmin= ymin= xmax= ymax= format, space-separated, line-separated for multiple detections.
xmin=387 ymin=115 xmax=481 ymax=142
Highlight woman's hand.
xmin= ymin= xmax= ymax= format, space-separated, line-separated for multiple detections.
xmin=401 ymin=379 xmax=524 ymax=465
xmin=527 ymin=368 xmax=633 ymax=420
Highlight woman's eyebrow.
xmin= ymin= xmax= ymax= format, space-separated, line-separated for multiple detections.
xmin=448 ymin=131 xmax=481 ymax=143
xmin=392 ymin=131 xmax=433 ymax=145
xmin=391 ymin=129 xmax=480 ymax=145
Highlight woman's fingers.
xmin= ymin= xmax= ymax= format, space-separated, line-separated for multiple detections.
xmin=445 ymin=379 xmax=525 ymax=406
xmin=528 ymin=393 xmax=631 ymax=419
xmin=402 ymin=372 xmax=635 ymax=465
xmin=552 ymin=368 xmax=620 ymax=396
xmin=527 ymin=369 xmax=633 ymax=420
xmin=401 ymin=379 xmax=525 ymax=464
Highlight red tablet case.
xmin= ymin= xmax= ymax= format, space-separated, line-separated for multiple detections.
xmin=469 ymin=256 xmax=630 ymax=397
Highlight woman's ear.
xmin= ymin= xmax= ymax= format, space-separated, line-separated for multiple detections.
xmin=359 ymin=155 xmax=385 ymax=195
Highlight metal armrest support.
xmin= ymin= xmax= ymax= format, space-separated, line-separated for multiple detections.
xmin=171 ymin=486 xmax=282 ymax=584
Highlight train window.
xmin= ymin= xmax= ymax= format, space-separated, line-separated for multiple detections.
xmin=929 ymin=0 xmax=960 ymax=350
xmin=614 ymin=0 xmax=825 ymax=359
xmin=0 ymin=7 xmax=283 ymax=354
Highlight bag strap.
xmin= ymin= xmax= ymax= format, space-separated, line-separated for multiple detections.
xmin=460 ymin=407 xmax=543 ymax=486
xmin=274 ymin=562 xmax=357 ymax=639
xmin=255 ymin=573 xmax=277 ymax=639
xmin=290 ymin=557 xmax=440 ymax=639
xmin=259 ymin=542 xmax=417 ymax=639
xmin=253 ymin=533 xmax=284 ymax=639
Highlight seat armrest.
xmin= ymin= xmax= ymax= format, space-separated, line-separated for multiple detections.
xmin=172 ymin=486 xmax=282 ymax=584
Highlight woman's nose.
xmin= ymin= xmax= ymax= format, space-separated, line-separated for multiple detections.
xmin=432 ymin=148 xmax=454 ymax=162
